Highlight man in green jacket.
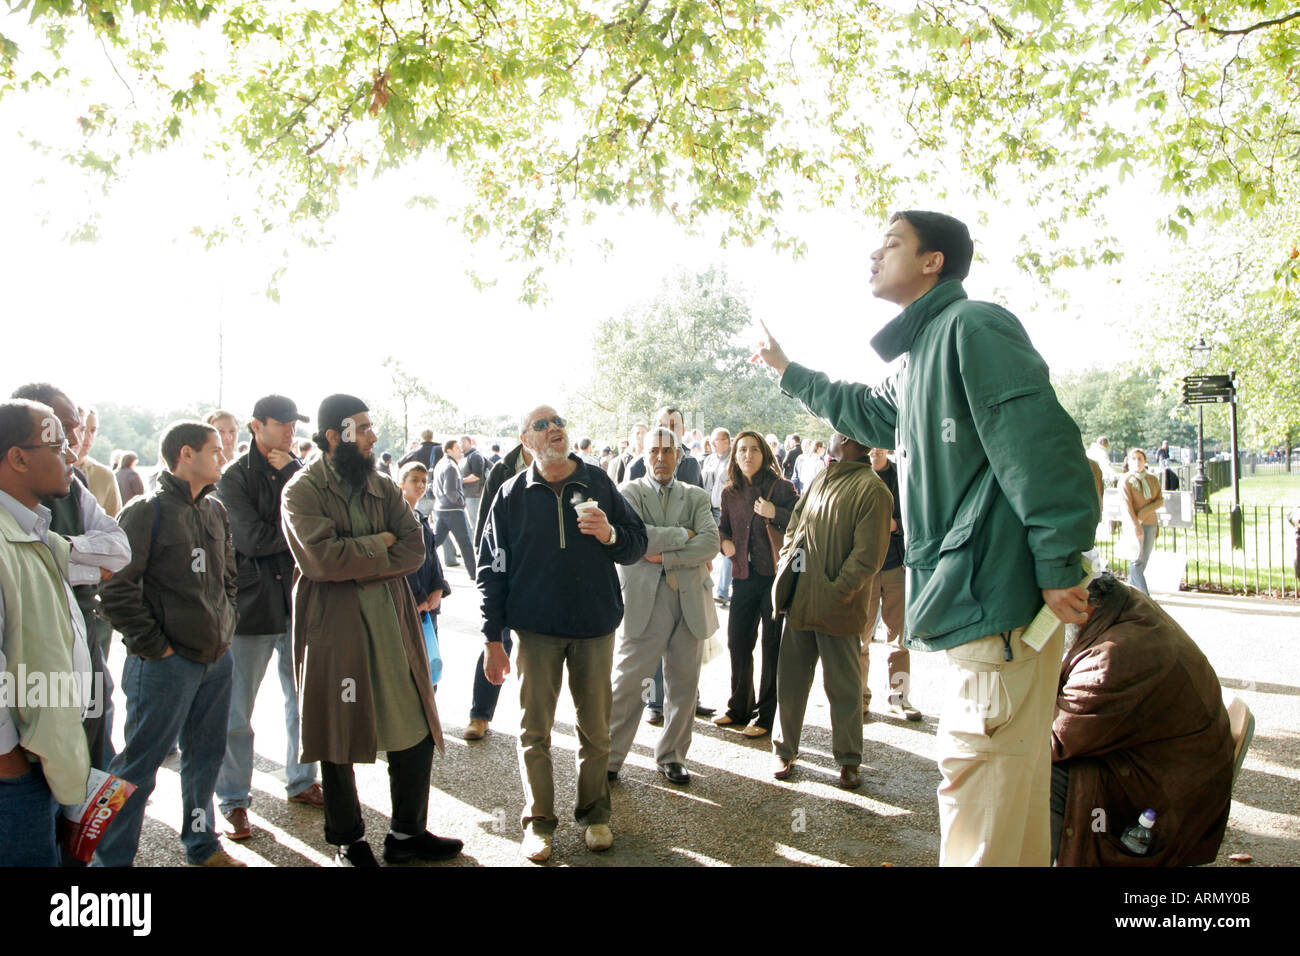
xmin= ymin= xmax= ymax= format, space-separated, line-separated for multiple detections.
xmin=757 ymin=210 xmax=1097 ymax=866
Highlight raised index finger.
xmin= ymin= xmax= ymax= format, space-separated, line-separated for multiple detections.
xmin=760 ymin=319 xmax=774 ymax=341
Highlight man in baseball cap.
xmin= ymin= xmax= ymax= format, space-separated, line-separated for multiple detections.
xmin=213 ymin=395 xmax=324 ymax=842
xmin=251 ymin=394 xmax=310 ymax=426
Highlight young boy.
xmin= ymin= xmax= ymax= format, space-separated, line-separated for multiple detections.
xmin=398 ymin=462 xmax=451 ymax=658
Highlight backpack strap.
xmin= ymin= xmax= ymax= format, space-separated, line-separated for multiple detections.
xmin=150 ymin=495 xmax=162 ymax=548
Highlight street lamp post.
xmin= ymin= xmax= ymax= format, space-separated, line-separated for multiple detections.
xmin=1188 ymin=336 xmax=1211 ymax=513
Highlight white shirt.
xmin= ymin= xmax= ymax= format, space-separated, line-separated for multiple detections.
xmin=796 ymin=452 xmax=826 ymax=491
xmin=0 ymin=488 xmax=94 ymax=753
xmin=64 ymin=477 xmax=132 ymax=587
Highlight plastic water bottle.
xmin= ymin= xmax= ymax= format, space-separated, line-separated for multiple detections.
xmin=1120 ymin=809 xmax=1157 ymax=855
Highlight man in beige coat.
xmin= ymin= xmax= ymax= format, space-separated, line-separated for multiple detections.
xmin=608 ymin=427 xmax=719 ymax=786
xmin=282 ymin=393 xmax=460 ymax=867
xmin=770 ymin=432 xmax=893 ymax=789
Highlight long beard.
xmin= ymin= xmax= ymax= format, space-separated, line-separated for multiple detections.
xmin=332 ymin=440 xmax=376 ymax=488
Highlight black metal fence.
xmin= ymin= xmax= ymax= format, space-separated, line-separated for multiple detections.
xmin=1098 ymin=505 xmax=1300 ymax=597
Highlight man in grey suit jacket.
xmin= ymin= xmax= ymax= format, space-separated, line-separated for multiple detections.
xmin=608 ymin=427 xmax=720 ymax=785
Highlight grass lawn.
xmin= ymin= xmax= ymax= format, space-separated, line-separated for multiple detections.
xmin=1101 ymin=473 xmax=1299 ymax=596
xmin=1210 ymin=473 xmax=1300 ymax=508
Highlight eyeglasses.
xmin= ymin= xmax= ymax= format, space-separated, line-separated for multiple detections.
xmin=528 ymin=415 xmax=566 ymax=432
xmin=18 ymin=440 xmax=72 ymax=456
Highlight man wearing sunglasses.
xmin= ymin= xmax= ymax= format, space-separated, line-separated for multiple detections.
xmin=477 ymin=405 xmax=647 ymax=863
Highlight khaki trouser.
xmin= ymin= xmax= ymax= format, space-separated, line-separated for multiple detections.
xmin=773 ymin=625 xmax=863 ymax=767
xmin=860 ymin=565 xmax=908 ymax=707
xmin=936 ymin=623 xmax=1064 ymax=867
xmin=515 ymin=631 xmax=614 ymax=832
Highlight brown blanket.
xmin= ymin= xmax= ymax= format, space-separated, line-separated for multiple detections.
xmin=1052 ymin=584 xmax=1234 ymax=866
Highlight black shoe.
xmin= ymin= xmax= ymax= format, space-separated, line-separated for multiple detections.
xmin=382 ymin=831 xmax=464 ymax=864
xmin=645 ymin=710 xmax=664 ymax=726
xmin=694 ymin=704 xmax=716 ymax=717
xmin=659 ymin=762 xmax=690 ymax=785
xmin=336 ymin=840 xmax=380 ymax=867
xmin=607 ymin=770 xmax=619 ymax=782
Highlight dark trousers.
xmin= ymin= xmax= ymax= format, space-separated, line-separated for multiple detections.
xmin=434 ymin=510 xmax=476 ymax=579
xmin=83 ymin=621 xmax=111 ymax=771
xmin=469 ymin=630 xmax=513 ymax=721
xmin=1050 ymin=761 xmax=1070 ymax=865
xmin=726 ymin=571 xmax=781 ymax=729
xmin=321 ymin=733 xmax=434 ymax=846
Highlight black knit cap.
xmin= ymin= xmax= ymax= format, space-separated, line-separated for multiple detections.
xmin=316 ymin=394 xmax=369 ymax=435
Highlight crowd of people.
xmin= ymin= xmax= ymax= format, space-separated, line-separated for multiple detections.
xmin=0 ymin=210 xmax=1238 ymax=869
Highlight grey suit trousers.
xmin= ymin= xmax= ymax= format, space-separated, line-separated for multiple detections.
xmin=609 ymin=576 xmax=706 ymax=771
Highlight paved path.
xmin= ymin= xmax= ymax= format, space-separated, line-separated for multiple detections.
xmin=123 ymin=570 xmax=1298 ymax=867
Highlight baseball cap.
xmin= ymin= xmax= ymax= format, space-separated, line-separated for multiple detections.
xmin=252 ymin=395 xmax=310 ymax=424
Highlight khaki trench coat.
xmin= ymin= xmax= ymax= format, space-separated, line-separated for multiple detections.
xmin=281 ymin=456 xmax=443 ymax=764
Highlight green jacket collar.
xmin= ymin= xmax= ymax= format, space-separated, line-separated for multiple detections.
xmin=870 ymin=278 xmax=968 ymax=363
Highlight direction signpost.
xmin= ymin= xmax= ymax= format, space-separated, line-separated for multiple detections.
xmin=1181 ymin=372 xmax=1243 ymax=548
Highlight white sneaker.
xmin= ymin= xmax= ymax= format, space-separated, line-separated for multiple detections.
xmin=521 ymin=829 xmax=552 ymax=863
xmin=584 ymin=824 xmax=613 ymax=852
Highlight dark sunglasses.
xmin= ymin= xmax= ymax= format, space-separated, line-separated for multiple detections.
xmin=528 ymin=415 xmax=566 ymax=432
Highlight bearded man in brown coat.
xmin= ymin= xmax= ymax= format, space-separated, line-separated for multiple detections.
xmin=282 ymin=393 xmax=461 ymax=867
xmin=1051 ymin=572 xmax=1234 ymax=866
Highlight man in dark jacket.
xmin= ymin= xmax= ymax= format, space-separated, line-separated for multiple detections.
xmin=477 ymin=404 xmax=647 ymax=862
xmin=860 ymin=447 xmax=918 ymax=721
xmin=96 ymin=420 xmax=243 ymax=867
xmin=781 ymin=434 xmax=803 ymax=488
xmin=1052 ymin=573 xmax=1233 ymax=866
xmin=398 ymin=428 xmax=441 ymax=470
xmin=213 ymin=395 xmax=322 ymax=843
xmin=463 ymin=440 xmax=531 ymax=740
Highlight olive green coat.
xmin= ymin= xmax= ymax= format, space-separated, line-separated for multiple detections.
xmin=281 ymin=457 xmax=442 ymax=764
xmin=772 ymin=459 xmax=894 ymax=638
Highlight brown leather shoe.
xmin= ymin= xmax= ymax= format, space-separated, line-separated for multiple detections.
xmin=222 ymin=808 xmax=251 ymax=841
xmin=288 ymin=782 xmax=325 ymax=808
xmin=772 ymin=755 xmax=796 ymax=780
xmin=839 ymin=765 xmax=862 ymax=790
xmin=195 ymin=846 xmax=247 ymax=867
xmin=463 ymin=718 xmax=489 ymax=740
